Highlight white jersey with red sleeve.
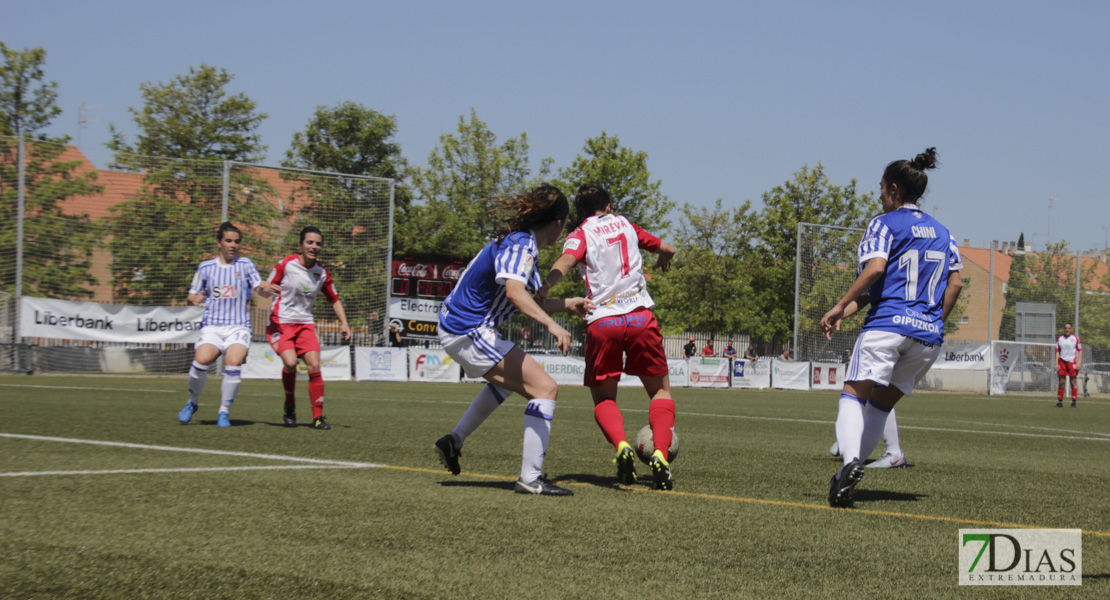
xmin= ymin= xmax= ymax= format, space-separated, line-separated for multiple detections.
xmin=267 ymin=255 xmax=339 ymax=325
xmin=1057 ymin=334 xmax=1082 ymax=362
xmin=562 ymin=213 xmax=662 ymax=323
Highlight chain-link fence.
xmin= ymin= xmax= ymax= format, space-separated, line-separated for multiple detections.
xmin=0 ymin=136 xmax=394 ymax=373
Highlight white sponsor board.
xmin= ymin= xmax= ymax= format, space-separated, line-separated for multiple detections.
xmin=732 ymin=359 xmax=771 ymax=389
xmin=689 ymin=357 xmax=730 ymax=388
xmin=533 ymin=354 xmax=587 ymax=386
xmin=620 ymin=359 xmax=690 ymax=388
xmin=810 ymin=362 xmax=846 ymax=391
xmin=354 ymin=347 xmax=408 ymax=381
xmin=989 ymin=342 xmax=1022 ymax=395
xmin=408 ymin=348 xmax=459 ymax=383
xmin=959 ymin=529 xmax=1081 ymax=586
xmin=20 ymin=296 xmax=203 ymax=343
xmin=772 ymin=359 xmax=810 ymax=390
xmin=241 ymin=345 xmax=351 ymax=381
xmin=388 ymin=297 xmax=443 ymax=321
xmin=934 ymin=344 xmax=990 ymax=371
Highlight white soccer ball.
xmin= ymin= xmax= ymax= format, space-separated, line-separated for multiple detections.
xmin=634 ymin=424 xmax=679 ymax=464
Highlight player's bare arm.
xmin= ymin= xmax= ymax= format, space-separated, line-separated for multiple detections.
xmin=821 ymin=257 xmax=886 ymax=337
xmin=652 ymin=242 xmax=675 ymax=272
xmin=505 ymin=279 xmax=572 ymax=355
xmin=187 ymin=292 xmax=206 ymax=306
xmin=940 ymin=269 xmax=964 ymax=322
xmin=537 ymin=253 xmax=579 ymax=302
xmin=332 ymin=299 xmax=352 ymax=340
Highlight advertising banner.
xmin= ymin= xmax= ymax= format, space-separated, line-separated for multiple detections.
xmin=354 ymin=347 xmax=408 ymax=381
xmin=689 ymin=357 xmax=730 ymax=388
xmin=934 ymin=344 xmax=991 ymax=371
xmin=20 ymin=296 xmax=203 ymax=343
xmin=532 ymin=354 xmax=587 ymax=386
xmin=241 ymin=345 xmax=350 ymax=381
xmin=408 ymin=348 xmax=459 ymax=383
xmin=772 ymin=359 xmax=810 ymax=390
xmin=989 ymin=342 xmax=1022 ymax=395
xmin=810 ymin=362 xmax=845 ymax=391
xmin=732 ymin=359 xmax=771 ymax=389
xmin=387 ymin=297 xmax=442 ymax=340
xmin=620 ymin=358 xmax=690 ymax=388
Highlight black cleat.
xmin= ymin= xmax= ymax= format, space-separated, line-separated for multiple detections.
xmin=312 ymin=416 xmax=331 ymax=430
xmin=616 ymin=445 xmax=638 ymax=486
xmin=435 ymin=434 xmax=461 ymax=475
xmin=514 ymin=476 xmax=573 ymax=496
xmin=828 ymin=458 xmax=865 ymax=508
xmin=1071 ymin=402 xmax=1077 ymax=408
xmin=1056 ymin=401 xmax=1063 ymax=407
xmin=649 ymin=451 xmax=674 ymax=491
xmin=283 ymin=405 xmax=296 ymax=427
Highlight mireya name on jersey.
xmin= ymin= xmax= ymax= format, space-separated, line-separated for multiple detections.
xmin=562 ymin=214 xmax=662 ymax=324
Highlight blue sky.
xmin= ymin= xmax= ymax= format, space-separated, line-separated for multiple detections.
xmin=4 ymin=1 xmax=1107 ymax=253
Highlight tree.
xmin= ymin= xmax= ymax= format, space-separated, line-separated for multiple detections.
xmin=104 ymin=65 xmax=277 ymax=304
xmin=281 ymin=101 xmax=408 ymax=324
xmin=397 ymin=108 xmax=540 ymax=259
xmin=748 ymin=164 xmax=878 ymax=342
xmin=650 ymin=199 xmax=760 ymax=334
xmin=0 ymin=43 xmax=101 ymax=299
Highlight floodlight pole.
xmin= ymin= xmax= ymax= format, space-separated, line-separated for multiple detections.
xmin=14 ymin=133 xmax=26 ymax=372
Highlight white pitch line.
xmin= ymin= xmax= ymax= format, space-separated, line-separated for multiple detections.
xmin=0 ymin=433 xmax=382 ymax=467
xmin=0 ymin=383 xmax=178 ymax=394
xmin=0 ymin=465 xmax=373 ymax=477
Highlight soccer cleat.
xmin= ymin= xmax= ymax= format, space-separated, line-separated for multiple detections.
xmin=1071 ymin=402 xmax=1077 ymax=408
xmin=434 ymin=434 xmax=461 ymax=475
xmin=312 ymin=416 xmax=331 ymax=430
xmin=865 ymin=452 xmax=907 ymax=469
xmin=615 ymin=442 xmax=638 ymax=485
xmin=1056 ymin=402 xmax=1063 ymax=407
xmin=514 ymin=476 xmax=574 ymax=496
xmin=217 ymin=412 xmax=231 ymax=428
xmin=828 ymin=459 xmax=865 ymax=508
xmin=649 ymin=450 xmax=674 ymax=491
xmin=178 ymin=402 xmax=198 ymax=424
xmin=829 ymin=441 xmax=840 ymax=457
xmin=283 ymin=405 xmax=296 ymax=427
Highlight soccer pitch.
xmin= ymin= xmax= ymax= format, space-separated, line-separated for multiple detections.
xmin=1 ymin=376 xmax=1107 ymax=598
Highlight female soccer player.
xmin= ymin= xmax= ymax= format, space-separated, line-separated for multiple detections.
xmin=820 ymin=148 xmax=963 ymax=507
xmin=178 ymin=222 xmax=276 ymax=428
xmin=540 ymin=185 xmax=678 ymax=490
xmin=266 ymin=226 xmax=351 ymax=430
xmin=433 ymin=185 xmax=592 ymax=496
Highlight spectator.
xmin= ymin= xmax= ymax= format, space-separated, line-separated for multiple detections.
xmin=778 ymin=347 xmax=793 ymax=361
xmin=389 ymin=322 xmax=404 ymax=347
xmin=744 ymin=344 xmax=759 ymax=361
xmin=722 ymin=342 xmax=738 ymax=361
xmin=702 ymin=340 xmax=717 ymax=357
xmin=683 ymin=337 xmax=697 ymax=359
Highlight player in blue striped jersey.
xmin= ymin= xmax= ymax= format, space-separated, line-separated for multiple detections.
xmin=177 ymin=223 xmax=277 ymax=428
xmin=434 ymin=185 xmax=593 ymax=496
xmin=820 ymin=148 xmax=964 ymax=507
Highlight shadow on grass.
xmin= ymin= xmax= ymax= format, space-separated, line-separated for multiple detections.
xmin=555 ymin=472 xmax=650 ymax=491
xmin=436 ymin=480 xmax=516 ymax=491
xmin=1082 ymin=573 xmax=1110 ymax=581
xmin=256 ymin=421 xmax=352 ymax=430
xmin=851 ymin=489 xmax=928 ymax=503
xmin=197 ymin=419 xmax=257 ymax=427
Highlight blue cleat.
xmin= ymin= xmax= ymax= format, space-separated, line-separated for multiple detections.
xmin=217 ymin=412 xmax=231 ymax=428
xmin=178 ymin=402 xmax=198 ymax=424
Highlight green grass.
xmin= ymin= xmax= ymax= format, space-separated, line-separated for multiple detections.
xmin=1 ymin=376 xmax=1107 ymax=598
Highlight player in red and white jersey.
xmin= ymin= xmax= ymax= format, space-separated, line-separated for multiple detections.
xmin=541 ymin=185 xmax=678 ymax=490
xmin=1055 ymin=322 xmax=1082 ymax=407
xmin=266 ymin=226 xmax=351 ymax=430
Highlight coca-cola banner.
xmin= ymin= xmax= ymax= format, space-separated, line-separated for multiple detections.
xmin=392 ymin=260 xmax=467 ymax=281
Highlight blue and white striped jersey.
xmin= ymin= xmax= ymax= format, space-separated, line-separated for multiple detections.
xmin=438 ymin=230 xmax=542 ymax=335
xmin=188 ymin=257 xmax=263 ymax=328
xmin=857 ymin=204 xmax=962 ymax=345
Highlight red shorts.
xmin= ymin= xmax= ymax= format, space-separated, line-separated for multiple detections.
xmin=1057 ymin=358 xmax=1078 ymax=377
xmin=584 ymin=307 xmax=668 ymax=386
xmin=266 ymin=323 xmax=321 ymax=356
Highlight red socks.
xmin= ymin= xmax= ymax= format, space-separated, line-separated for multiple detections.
xmin=649 ymin=397 xmax=676 ymax=458
xmin=308 ymin=371 xmax=324 ymax=419
xmin=282 ymin=368 xmax=297 ymax=407
xmin=593 ymin=399 xmax=627 ymax=449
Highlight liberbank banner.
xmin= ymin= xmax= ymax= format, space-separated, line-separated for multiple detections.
xmin=20 ymin=297 xmax=203 ymax=344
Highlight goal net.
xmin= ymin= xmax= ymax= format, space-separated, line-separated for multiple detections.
xmin=793 ymin=223 xmax=866 ymax=365
xmin=988 ymin=340 xmax=1058 ymax=395
xmin=1 ymin=137 xmax=394 ymax=374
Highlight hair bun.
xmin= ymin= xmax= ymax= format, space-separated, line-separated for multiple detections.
xmin=911 ymin=147 xmax=938 ymax=171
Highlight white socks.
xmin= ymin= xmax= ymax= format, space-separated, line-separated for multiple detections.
xmin=451 ymin=384 xmax=512 ymax=446
xmin=219 ymin=368 xmax=241 ymax=414
xmin=883 ymin=408 xmax=901 ymax=456
xmin=520 ymin=398 xmax=556 ymax=482
xmin=187 ymin=361 xmax=208 ymax=404
xmin=860 ymin=400 xmax=891 ymax=461
xmin=835 ymin=393 xmax=865 ymax=466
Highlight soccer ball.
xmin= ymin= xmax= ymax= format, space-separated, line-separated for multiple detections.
xmin=634 ymin=424 xmax=679 ymax=464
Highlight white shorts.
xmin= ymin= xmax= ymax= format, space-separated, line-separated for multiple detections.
xmin=439 ymin=326 xmax=517 ymax=379
xmin=845 ymin=329 xmax=941 ymax=396
xmin=195 ymin=325 xmax=252 ymax=354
